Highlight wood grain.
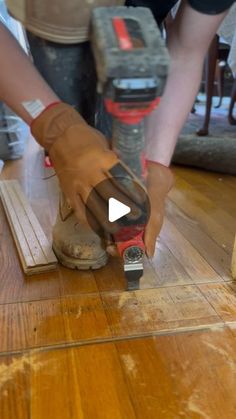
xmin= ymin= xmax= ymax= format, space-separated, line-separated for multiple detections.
xmin=0 ymin=199 xmax=98 ymax=304
xmin=174 ymin=166 xmax=236 ymax=218
xmin=232 ymin=234 xmax=236 ymax=280
xmin=0 ymin=294 xmax=111 ymax=352
xmin=199 ymin=282 xmax=236 ymax=323
xmin=117 ymin=329 xmax=236 ymax=419
xmin=102 ymin=285 xmax=221 ymax=337
xmin=2 ymin=329 xmax=236 ymax=419
xmin=166 ymin=199 xmax=231 ymax=280
xmin=0 ymin=353 xmax=30 ymax=419
xmin=30 ymin=344 xmax=136 ymax=419
xmin=169 ymin=175 xmax=235 ymax=255
xmin=147 ymin=239 xmax=193 ymax=287
xmin=1 ymin=139 xmax=236 ymax=418
xmin=0 ymin=180 xmax=57 ymax=274
xmin=160 ymin=217 xmax=223 ymax=283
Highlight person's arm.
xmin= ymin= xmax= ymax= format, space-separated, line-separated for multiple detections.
xmin=143 ymin=1 xmax=230 ymax=257
xmin=0 ymin=22 xmax=144 ymax=238
xmin=0 ymin=22 xmax=59 ymax=124
xmin=145 ymin=0 xmax=228 ymax=166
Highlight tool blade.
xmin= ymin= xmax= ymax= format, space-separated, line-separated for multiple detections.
xmin=124 ymin=262 xmax=143 ymax=290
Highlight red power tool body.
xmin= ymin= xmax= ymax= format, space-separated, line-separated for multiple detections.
xmin=91 ymin=6 xmax=169 ymax=289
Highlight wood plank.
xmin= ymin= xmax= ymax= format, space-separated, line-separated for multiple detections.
xmin=199 ymin=282 xmax=236 ymax=323
xmin=58 ymin=265 xmax=98 ymax=295
xmin=0 ymin=201 xmax=99 ymax=303
xmin=174 ymin=166 xmax=236 ymax=218
xmin=25 ymin=170 xmax=58 ymax=240
xmin=0 ymin=140 xmax=57 ymax=239
xmin=165 ymin=199 xmax=231 ymax=280
xmin=149 ymin=239 xmax=193 ymax=287
xmin=160 ymin=217 xmax=223 ymax=283
xmin=62 ymin=294 xmax=111 ymax=344
xmin=5 ymin=179 xmax=56 ymax=262
xmin=0 ymin=285 xmax=223 ymax=353
xmin=169 ymin=176 xmax=235 ymax=254
xmin=93 ymin=256 xmax=126 ymax=292
xmin=0 ymin=180 xmax=57 ymax=274
xmin=102 ymin=285 xmax=221 ymax=337
xmin=140 ymin=257 xmax=160 ymax=288
xmin=232 ymin=235 xmax=236 ymax=280
xmin=1 ymin=183 xmax=35 ymax=268
xmin=0 ymin=298 xmax=65 ymax=353
xmin=117 ymin=329 xmax=236 ymax=419
xmin=0 ymin=353 xmax=30 ymax=419
xmin=30 ymin=345 xmax=135 ymax=419
xmin=0 ymin=294 xmax=110 ymax=353
xmin=172 ymin=173 xmax=236 ymax=234
xmin=0 ymin=138 xmax=44 ymax=182
xmin=0 ymin=141 xmax=235 ymax=418
xmin=3 ymin=328 xmax=236 ymax=419
xmin=93 ymin=254 xmax=168 ymax=291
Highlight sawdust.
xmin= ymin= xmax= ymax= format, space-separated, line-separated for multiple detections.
xmin=0 ymin=353 xmax=43 ymax=391
xmin=118 ymin=292 xmax=133 ymax=309
xmin=121 ymin=354 xmax=137 ymax=378
xmin=182 ymin=333 xmax=236 ymax=418
xmin=227 ymin=322 xmax=236 ymax=330
xmin=75 ymin=307 xmax=82 ymax=319
xmin=118 ymin=292 xmax=152 ymax=324
xmin=64 ymin=306 xmax=82 ymax=318
xmin=203 ymin=340 xmax=236 ymax=371
xmin=208 ymin=324 xmax=225 ymax=332
xmin=141 ymin=310 xmax=151 ymax=322
xmin=187 ymin=396 xmax=212 ymax=419
xmin=204 ymin=341 xmax=229 ymax=358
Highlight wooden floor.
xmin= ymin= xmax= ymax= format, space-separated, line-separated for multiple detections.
xmin=0 ymin=139 xmax=236 ymax=419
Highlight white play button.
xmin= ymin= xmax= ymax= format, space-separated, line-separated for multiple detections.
xmin=108 ymin=197 xmax=131 ymax=222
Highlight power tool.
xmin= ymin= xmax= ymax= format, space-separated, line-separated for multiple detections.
xmin=91 ymin=6 xmax=169 ymax=290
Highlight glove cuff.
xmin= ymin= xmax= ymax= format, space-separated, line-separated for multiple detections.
xmin=146 ymin=160 xmax=174 ymax=194
xmin=31 ymin=102 xmax=86 ymax=151
xmin=146 ymin=159 xmax=169 ymax=169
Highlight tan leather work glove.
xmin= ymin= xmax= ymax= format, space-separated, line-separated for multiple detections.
xmin=31 ymin=102 xmax=143 ymax=233
xmin=144 ymin=161 xmax=174 ymax=258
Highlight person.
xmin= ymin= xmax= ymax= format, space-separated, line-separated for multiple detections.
xmin=0 ymin=0 xmax=234 ymax=270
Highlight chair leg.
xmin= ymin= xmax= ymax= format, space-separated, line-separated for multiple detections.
xmin=232 ymin=234 xmax=236 ymax=280
xmin=228 ymin=78 xmax=236 ymax=125
xmin=197 ymin=35 xmax=218 ymax=136
xmin=215 ymin=62 xmax=225 ymax=108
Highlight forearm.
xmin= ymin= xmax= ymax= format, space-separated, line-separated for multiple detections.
xmin=145 ymin=48 xmax=203 ymax=166
xmin=0 ymin=22 xmax=59 ymax=125
xmin=145 ymin=1 xmax=228 ymax=167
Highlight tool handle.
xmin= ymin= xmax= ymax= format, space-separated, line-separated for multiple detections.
xmin=112 ymin=119 xmax=146 ymax=179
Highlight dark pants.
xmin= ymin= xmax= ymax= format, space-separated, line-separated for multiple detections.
xmin=27 ymin=32 xmax=112 ymax=138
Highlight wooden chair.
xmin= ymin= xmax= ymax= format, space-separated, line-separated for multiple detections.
xmin=197 ymin=35 xmax=236 ymax=136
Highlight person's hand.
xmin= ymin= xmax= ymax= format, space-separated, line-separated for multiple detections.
xmin=106 ymin=161 xmax=174 ymax=258
xmin=144 ymin=161 xmax=174 ymax=258
xmin=31 ymin=102 xmax=143 ymax=233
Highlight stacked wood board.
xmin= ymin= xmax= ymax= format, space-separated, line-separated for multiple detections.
xmin=0 ymin=180 xmax=57 ymax=274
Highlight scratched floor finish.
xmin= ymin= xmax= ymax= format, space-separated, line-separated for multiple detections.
xmin=0 ymin=139 xmax=236 ymax=419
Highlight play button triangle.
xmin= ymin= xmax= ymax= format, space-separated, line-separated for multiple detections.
xmin=108 ymin=197 xmax=131 ymax=222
